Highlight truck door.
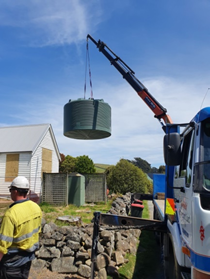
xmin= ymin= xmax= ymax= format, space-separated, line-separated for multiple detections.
xmin=174 ymin=128 xmax=194 ymax=248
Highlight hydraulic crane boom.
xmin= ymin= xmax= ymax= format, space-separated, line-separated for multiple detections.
xmin=87 ymin=34 xmax=172 ymax=126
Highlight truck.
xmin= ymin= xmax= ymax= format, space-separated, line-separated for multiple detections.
xmin=87 ymin=34 xmax=210 ymax=279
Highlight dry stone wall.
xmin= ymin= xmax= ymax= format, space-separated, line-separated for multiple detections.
xmin=32 ymin=193 xmax=141 ymax=278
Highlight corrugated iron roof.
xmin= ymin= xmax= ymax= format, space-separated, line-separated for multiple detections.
xmin=0 ymin=124 xmax=55 ymax=154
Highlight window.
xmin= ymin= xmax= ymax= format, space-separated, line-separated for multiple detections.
xmin=199 ymin=118 xmax=210 ymax=190
xmin=179 ymin=129 xmax=194 ymax=187
xmin=193 ymin=118 xmax=210 ymax=193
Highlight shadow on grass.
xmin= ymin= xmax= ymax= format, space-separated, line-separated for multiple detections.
xmin=132 ymin=231 xmax=164 ymax=279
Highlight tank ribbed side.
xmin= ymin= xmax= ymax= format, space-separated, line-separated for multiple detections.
xmin=63 ymin=99 xmax=111 ymax=139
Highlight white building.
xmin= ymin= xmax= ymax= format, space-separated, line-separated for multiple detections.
xmin=0 ymin=124 xmax=60 ymax=201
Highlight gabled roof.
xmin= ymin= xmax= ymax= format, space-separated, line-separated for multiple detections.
xmin=0 ymin=124 xmax=61 ymax=160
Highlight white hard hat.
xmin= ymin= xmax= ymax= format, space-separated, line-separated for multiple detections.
xmin=9 ymin=176 xmax=30 ymax=190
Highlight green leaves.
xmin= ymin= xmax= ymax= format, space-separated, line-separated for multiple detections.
xmin=74 ymin=155 xmax=96 ymax=174
xmin=59 ymin=155 xmax=96 ymax=174
xmin=59 ymin=155 xmax=77 ymax=173
xmin=106 ymin=159 xmax=149 ymax=194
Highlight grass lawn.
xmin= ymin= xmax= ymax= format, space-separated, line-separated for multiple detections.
xmin=0 ymin=198 xmax=114 ymax=224
xmin=116 ymin=201 xmax=163 ymax=279
xmin=39 ymin=199 xmax=115 ymax=225
xmin=94 ymin=163 xmax=112 ymax=173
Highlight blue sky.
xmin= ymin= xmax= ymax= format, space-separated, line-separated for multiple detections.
xmin=0 ymin=0 xmax=210 ymax=168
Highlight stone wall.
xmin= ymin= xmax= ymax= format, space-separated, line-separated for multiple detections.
xmin=32 ymin=193 xmax=142 ymax=278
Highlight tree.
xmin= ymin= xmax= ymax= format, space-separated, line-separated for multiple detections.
xmin=75 ymin=155 xmax=96 ymax=174
xmin=151 ymin=167 xmax=158 ymax=173
xmin=129 ymin=157 xmax=151 ymax=173
xmin=147 ymin=179 xmax=153 ymax=194
xmin=106 ymin=159 xmax=149 ymax=194
xmin=158 ymin=165 xmax=165 ymax=173
xmin=59 ymin=155 xmax=76 ymax=173
xmin=59 ymin=153 xmax=66 ymax=172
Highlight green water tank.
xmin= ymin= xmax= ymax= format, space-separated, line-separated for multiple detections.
xmin=63 ymin=98 xmax=111 ymax=140
xmin=68 ymin=173 xmax=85 ymax=206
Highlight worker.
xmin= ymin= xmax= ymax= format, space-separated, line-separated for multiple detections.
xmin=0 ymin=176 xmax=42 ymax=279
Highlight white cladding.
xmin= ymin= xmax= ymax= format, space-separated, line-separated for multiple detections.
xmin=0 ymin=124 xmax=60 ymax=197
xmin=30 ymin=129 xmax=60 ymax=194
xmin=0 ymin=153 xmax=31 ymax=195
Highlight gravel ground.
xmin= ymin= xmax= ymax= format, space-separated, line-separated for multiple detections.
xmin=147 ymin=200 xmax=154 ymax=219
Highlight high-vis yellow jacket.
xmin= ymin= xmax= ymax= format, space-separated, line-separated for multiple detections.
xmin=0 ymin=199 xmax=42 ymax=255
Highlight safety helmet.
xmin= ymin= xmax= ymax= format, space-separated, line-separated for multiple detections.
xmin=9 ymin=176 xmax=30 ymax=190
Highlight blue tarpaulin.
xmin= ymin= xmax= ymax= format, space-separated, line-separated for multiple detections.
xmin=153 ymin=174 xmax=166 ymax=198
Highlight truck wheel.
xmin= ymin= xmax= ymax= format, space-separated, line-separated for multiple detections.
xmin=164 ymin=239 xmax=181 ymax=279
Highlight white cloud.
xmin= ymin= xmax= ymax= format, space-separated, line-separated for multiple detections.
xmin=0 ymin=0 xmax=103 ymax=46
xmin=4 ymin=75 xmax=208 ymax=167
xmin=59 ymin=76 xmax=210 ymax=166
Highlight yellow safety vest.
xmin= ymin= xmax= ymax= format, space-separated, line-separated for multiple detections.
xmin=0 ymin=199 xmax=42 ymax=255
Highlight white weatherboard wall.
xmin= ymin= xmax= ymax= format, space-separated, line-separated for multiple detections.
xmin=0 ymin=152 xmax=31 ymax=196
xmin=30 ymin=149 xmax=41 ymax=196
xmin=0 ymin=154 xmax=8 ymax=196
xmin=30 ymin=130 xmax=59 ymax=196
xmin=0 ymin=124 xmax=60 ymax=199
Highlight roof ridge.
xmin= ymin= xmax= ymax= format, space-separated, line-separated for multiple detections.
xmin=0 ymin=123 xmax=50 ymax=129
